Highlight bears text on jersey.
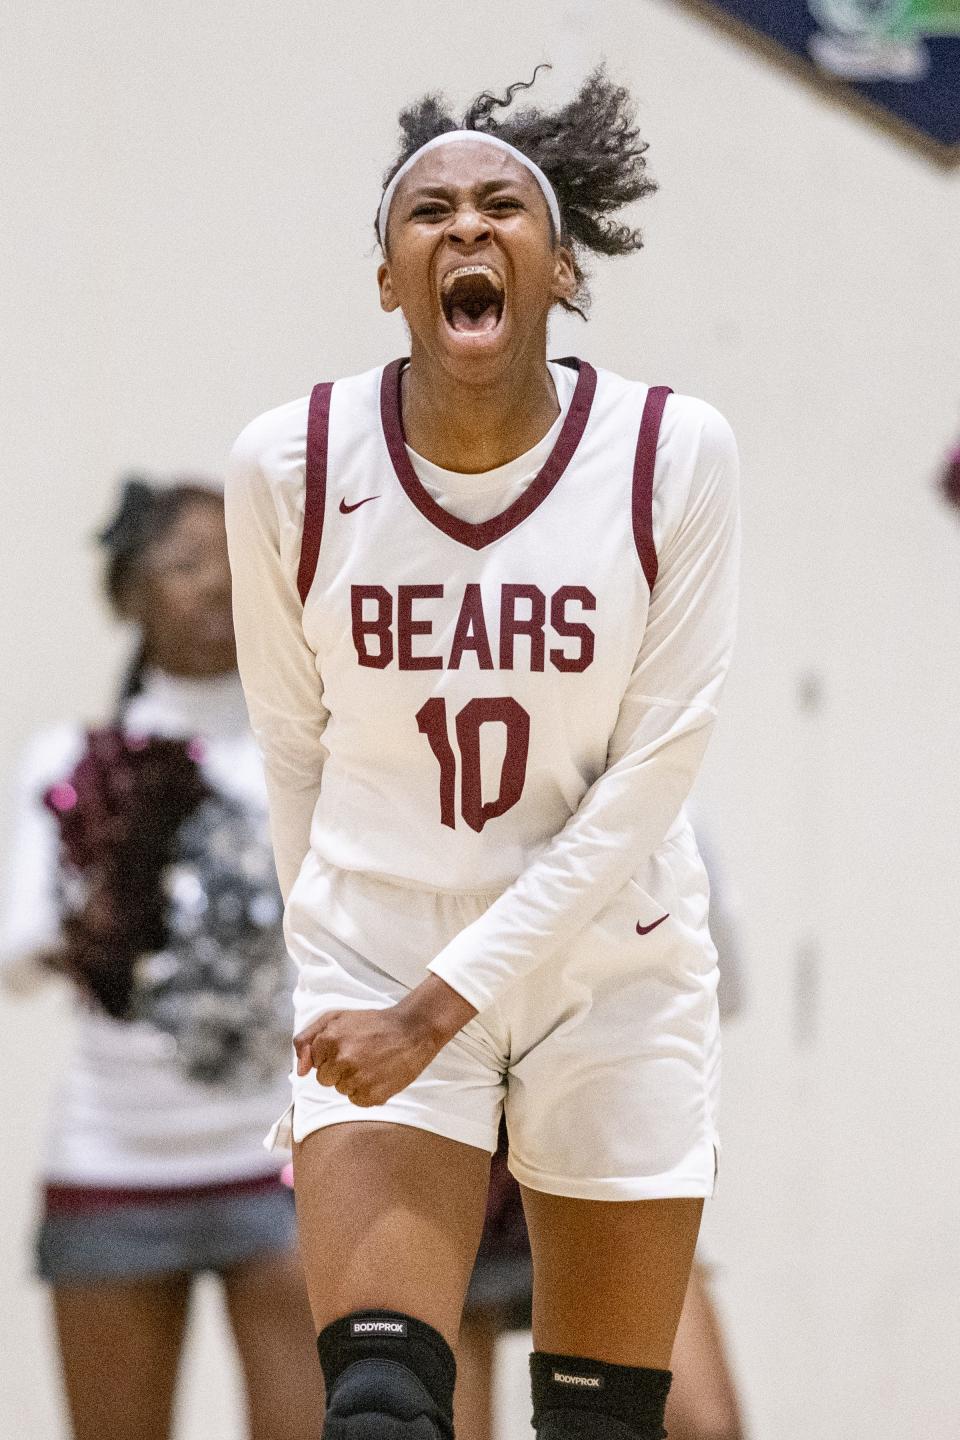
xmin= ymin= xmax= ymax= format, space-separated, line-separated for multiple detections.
xmin=351 ymin=582 xmax=597 ymax=673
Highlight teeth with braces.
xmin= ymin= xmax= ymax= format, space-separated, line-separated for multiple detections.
xmin=441 ymin=265 xmax=504 ymax=293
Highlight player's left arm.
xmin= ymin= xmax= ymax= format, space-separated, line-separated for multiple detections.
xmin=425 ymin=397 xmax=741 ymax=1014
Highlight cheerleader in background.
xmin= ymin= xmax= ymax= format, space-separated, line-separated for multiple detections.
xmin=0 ymin=477 xmax=320 ymax=1440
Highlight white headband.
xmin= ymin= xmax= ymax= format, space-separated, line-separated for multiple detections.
xmin=377 ymin=130 xmax=562 ymax=248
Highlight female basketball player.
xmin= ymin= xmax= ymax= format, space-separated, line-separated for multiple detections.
xmin=226 ymin=70 xmax=740 ymax=1440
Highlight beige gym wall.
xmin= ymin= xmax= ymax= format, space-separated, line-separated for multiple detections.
xmin=1 ymin=3 xmax=958 ymax=1436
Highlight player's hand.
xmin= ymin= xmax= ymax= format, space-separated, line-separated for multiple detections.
xmin=293 ymin=974 xmax=478 ymax=1108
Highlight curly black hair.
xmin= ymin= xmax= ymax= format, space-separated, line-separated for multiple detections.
xmin=377 ymin=66 xmax=656 ymax=316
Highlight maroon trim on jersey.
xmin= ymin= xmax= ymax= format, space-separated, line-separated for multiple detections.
xmin=632 ymin=385 xmax=673 ymax=591
xmin=42 ymin=1172 xmax=286 ymax=1215
xmin=297 ymin=381 xmax=333 ymax=604
xmin=379 ymin=356 xmax=597 ymax=552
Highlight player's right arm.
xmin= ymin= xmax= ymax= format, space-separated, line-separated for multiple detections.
xmin=225 ymin=412 xmax=329 ymax=901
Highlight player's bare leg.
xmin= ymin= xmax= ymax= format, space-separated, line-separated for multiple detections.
xmin=521 ymin=1189 xmax=701 ymax=1366
xmin=521 ymin=1188 xmax=702 ymax=1439
xmin=294 ymin=1122 xmax=489 ymax=1341
xmin=295 ymin=1122 xmax=490 ymax=1439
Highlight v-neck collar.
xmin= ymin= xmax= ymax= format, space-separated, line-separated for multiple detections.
xmin=379 ymin=356 xmax=597 ymax=551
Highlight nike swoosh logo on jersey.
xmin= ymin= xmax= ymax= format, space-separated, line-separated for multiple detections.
xmin=636 ymin=914 xmax=669 ymax=936
xmin=339 ymin=495 xmax=381 ymax=514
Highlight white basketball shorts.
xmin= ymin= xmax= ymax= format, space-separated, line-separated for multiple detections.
xmin=269 ymin=828 xmax=720 ymax=1201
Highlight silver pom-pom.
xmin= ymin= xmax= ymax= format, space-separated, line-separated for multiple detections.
xmin=131 ymin=794 xmax=289 ymax=1086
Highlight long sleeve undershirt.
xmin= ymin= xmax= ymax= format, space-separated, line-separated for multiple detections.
xmin=226 ymin=420 xmax=330 ymax=900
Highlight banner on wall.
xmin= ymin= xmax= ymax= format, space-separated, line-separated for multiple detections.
xmin=680 ymin=1 xmax=960 ymax=161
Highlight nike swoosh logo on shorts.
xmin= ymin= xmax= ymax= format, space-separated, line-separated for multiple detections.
xmin=636 ymin=914 xmax=669 ymax=935
xmin=339 ymin=495 xmax=380 ymax=514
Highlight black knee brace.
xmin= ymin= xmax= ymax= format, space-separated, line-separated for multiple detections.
xmin=530 ymin=1351 xmax=672 ymax=1440
xmin=317 ymin=1311 xmax=456 ymax=1440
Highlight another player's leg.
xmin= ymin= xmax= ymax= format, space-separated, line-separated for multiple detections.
xmin=52 ymin=1273 xmax=191 ymax=1440
xmin=665 ymin=1261 xmax=746 ymax=1440
xmin=453 ymin=1311 xmax=497 ymax=1440
xmin=294 ymin=1121 xmax=491 ymax=1440
xmin=521 ymin=1188 xmax=702 ymax=1440
xmin=222 ymin=1248 xmax=324 ymax=1440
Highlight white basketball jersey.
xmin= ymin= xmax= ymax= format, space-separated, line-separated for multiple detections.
xmin=294 ymin=358 xmax=667 ymax=891
xmin=227 ymin=355 xmax=738 ymax=1008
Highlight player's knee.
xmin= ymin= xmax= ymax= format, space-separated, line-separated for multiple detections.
xmin=530 ymin=1352 xmax=672 ymax=1440
xmin=324 ymin=1359 xmax=449 ymax=1440
xmin=318 ymin=1312 xmax=455 ymax=1440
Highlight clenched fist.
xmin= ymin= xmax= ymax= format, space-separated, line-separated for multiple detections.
xmin=293 ymin=973 xmax=478 ymax=1108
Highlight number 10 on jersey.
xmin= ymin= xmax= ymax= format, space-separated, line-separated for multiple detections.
xmin=416 ymin=697 xmax=530 ymax=833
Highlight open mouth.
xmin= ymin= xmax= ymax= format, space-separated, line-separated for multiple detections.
xmin=440 ymin=265 xmax=505 ymax=335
